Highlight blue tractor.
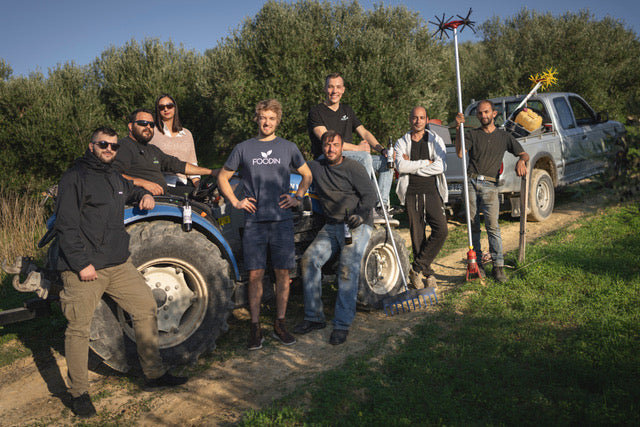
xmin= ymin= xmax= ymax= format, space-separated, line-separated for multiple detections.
xmin=2 ymin=174 xmax=409 ymax=370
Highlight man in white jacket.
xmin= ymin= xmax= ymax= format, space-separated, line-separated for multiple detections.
xmin=394 ymin=106 xmax=448 ymax=289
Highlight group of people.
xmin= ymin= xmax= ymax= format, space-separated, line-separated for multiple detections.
xmin=53 ymin=72 xmax=528 ymax=418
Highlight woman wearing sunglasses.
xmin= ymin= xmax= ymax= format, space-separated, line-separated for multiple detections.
xmin=150 ymin=94 xmax=201 ymax=194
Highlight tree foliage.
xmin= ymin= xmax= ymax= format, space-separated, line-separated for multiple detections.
xmin=198 ymin=0 xmax=450 ymax=157
xmin=0 ymin=2 xmax=638 ymax=191
xmin=92 ymin=38 xmax=204 ymax=128
xmin=467 ymin=9 xmax=640 ymax=119
xmin=0 ymin=65 xmax=106 ymax=189
xmin=0 ymin=58 xmax=12 ymax=81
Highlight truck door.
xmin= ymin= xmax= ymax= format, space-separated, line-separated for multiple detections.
xmin=552 ymin=96 xmax=589 ymax=182
xmin=567 ymin=95 xmax=607 ymax=175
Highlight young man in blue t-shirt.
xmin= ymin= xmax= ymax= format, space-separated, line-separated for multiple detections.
xmin=218 ymin=99 xmax=313 ymax=350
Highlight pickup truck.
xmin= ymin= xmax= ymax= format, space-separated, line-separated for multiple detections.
xmin=441 ymin=92 xmax=626 ymax=221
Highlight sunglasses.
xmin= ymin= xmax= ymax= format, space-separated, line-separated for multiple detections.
xmin=92 ymin=141 xmax=120 ymax=151
xmin=159 ymin=103 xmax=175 ymax=111
xmin=133 ymin=120 xmax=155 ymax=128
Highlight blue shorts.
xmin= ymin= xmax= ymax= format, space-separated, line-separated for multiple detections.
xmin=242 ymin=219 xmax=295 ymax=271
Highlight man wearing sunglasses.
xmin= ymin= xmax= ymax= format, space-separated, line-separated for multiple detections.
xmin=55 ymin=126 xmax=187 ymax=418
xmin=113 ymin=108 xmax=217 ymax=196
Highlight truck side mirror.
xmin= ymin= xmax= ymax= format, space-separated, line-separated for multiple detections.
xmin=596 ymin=112 xmax=609 ymax=123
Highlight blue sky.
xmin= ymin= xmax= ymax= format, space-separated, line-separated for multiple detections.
xmin=1 ymin=0 xmax=638 ymax=77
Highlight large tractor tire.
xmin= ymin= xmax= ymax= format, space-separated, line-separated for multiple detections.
xmin=89 ymin=220 xmax=234 ymax=371
xmin=357 ymin=227 xmax=410 ymax=309
xmin=527 ymin=169 xmax=555 ymax=222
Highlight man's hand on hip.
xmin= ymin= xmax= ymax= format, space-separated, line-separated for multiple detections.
xmin=279 ymin=194 xmax=299 ymax=209
xmin=234 ymin=197 xmax=257 ymax=213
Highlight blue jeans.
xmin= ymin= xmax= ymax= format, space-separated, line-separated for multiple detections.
xmin=468 ymin=178 xmax=503 ymax=266
xmin=301 ymin=223 xmax=372 ymax=330
xmin=342 ymin=151 xmax=392 ymax=208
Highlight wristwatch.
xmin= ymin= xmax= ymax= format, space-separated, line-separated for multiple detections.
xmin=294 ymin=195 xmax=303 ymax=201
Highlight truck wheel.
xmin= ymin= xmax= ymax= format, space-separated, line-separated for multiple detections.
xmin=528 ymin=169 xmax=555 ymax=222
xmin=357 ymin=227 xmax=410 ymax=309
xmin=91 ymin=220 xmax=234 ymax=369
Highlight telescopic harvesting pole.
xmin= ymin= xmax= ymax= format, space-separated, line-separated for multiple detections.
xmin=430 ymin=9 xmax=482 ymax=281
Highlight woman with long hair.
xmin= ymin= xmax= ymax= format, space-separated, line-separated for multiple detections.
xmin=150 ymin=93 xmax=200 ymax=194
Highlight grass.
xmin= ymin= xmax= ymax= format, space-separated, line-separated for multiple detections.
xmin=240 ymin=203 xmax=640 ymax=425
xmin=0 ymin=187 xmax=50 ymax=262
xmin=0 ymin=188 xmax=64 ymax=367
xmin=1 ymin=163 xmax=638 ymax=423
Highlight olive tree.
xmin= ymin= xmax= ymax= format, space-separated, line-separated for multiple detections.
xmin=0 ymin=65 xmax=107 ymax=190
xmin=469 ymin=8 xmax=640 ymax=119
xmin=92 ymin=38 xmax=205 ymax=133
xmin=199 ymin=0 xmax=452 ymax=159
xmin=0 ymin=58 xmax=12 ymax=81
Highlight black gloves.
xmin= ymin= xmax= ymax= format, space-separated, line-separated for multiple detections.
xmin=347 ymin=214 xmax=364 ymax=229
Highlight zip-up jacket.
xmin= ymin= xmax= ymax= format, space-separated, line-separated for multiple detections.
xmin=394 ymin=129 xmax=448 ymax=205
xmin=55 ymin=149 xmax=151 ymax=273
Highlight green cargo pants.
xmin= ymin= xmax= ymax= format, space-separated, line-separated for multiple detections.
xmin=60 ymin=260 xmax=165 ymax=397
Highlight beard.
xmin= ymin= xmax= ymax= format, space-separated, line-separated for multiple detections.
xmin=98 ymin=153 xmax=115 ymax=164
xmin=132 ymin=126 xmax=153 ymax=144
xmin=480 ymin=116 xmax=493 ymax=127
xmin=91 ymin=148 xmax=115 ymax=164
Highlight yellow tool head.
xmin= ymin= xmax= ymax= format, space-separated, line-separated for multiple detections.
xmin=528 ymin=67 xmax=559 ymax=91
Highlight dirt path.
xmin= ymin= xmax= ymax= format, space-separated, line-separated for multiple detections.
xmin=0 ymin=190 xmax=610 ymax=426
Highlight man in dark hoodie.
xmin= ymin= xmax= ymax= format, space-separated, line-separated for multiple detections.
xmin=55 ymin=126 xmax=187 ymax=418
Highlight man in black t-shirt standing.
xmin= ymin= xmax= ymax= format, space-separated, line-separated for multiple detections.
xmin=395 ymin=107 xmax=448 ymax=289
xmin=455 ymin=100 xmax=529 ymax=282
xmin=307 ymin=73 xmax=393 ymax=218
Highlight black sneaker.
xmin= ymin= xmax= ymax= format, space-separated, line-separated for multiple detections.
xmin=492 ymin=266 xmax=507 ymax=283
xmin=248 ymin=322 xmax=265 ymax=350
xmin=387 ymin=206 xmax=403 ymax=215
xmin=145 ymin=372 xmax=188 ymax=389
xmin=72 ymin=392 xmax=97 ymax=418
xmin=375 ymin=206 xmax=394 ymax=218
xmin=273 ymin=318 xmax=296 ymax=345
xmin=329 ymin=329 xmax=349 ymax=345
xmin=293 ymin=320 xmax=327 ymax=335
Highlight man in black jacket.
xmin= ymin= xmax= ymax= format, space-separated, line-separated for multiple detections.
xmin=55 ymin=126 xmax=187 ymax=418
xmin=113 ymin=108 xmax=217 ymax=196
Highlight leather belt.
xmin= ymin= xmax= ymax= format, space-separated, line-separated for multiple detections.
xmin=469 ymin=173 xmax=497 ymax=183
